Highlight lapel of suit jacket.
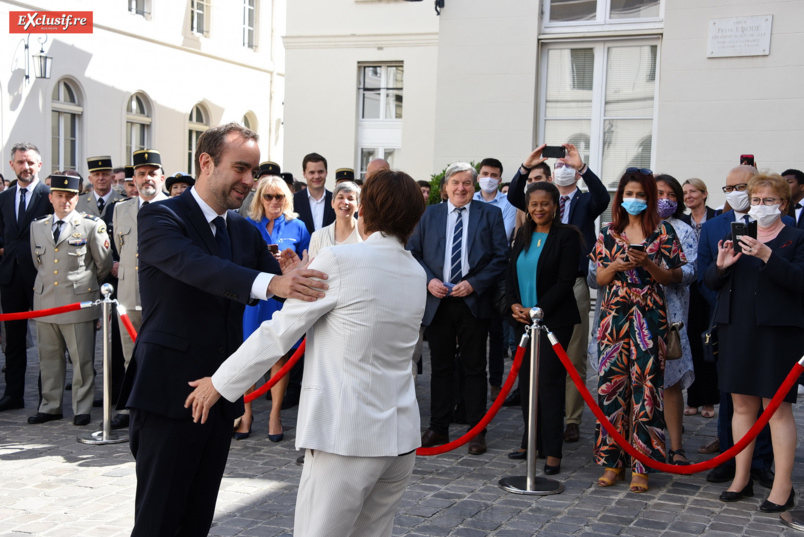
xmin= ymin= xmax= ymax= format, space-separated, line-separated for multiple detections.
xmin=227 ymin=212 xmax=244 ymax=265
xmin=566 ymin=187 xmax=581 ymax=223
xmin=85 ymin=193 xmax=101 ymax=217
xmin=324 ymin=190 xmax=335 ymax=224
xmin=21 ymin=183 xmax=46 ymax=230
xmin=465 ymin=201 xmax=479 ymax=254
xmin=6 ymin=187 xmax=21 ymax=237
xmin=179 ymin=190 xmax=218 ymax=256
xmin=295 ymin=191 xmax=313 ymax=233
xmin=433 ymin=203 xmax=448 ymax=271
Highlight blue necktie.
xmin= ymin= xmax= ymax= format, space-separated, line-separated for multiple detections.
xmin=18 ymin=188 xmax=27 ymax=223
xmin=450 ymin=207 xmax=465 ymax=284
xmin=213 ymin=216 xmax=232 ymax=261
xmin=744 ymin=215 xmax=751 ymax=224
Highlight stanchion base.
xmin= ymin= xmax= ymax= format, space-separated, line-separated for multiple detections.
xmin=781 ymin=511 xmax=804 ymax=532
xmin=77 ymin=430 xmax=129 ymax=445
xmin=499 ymin=475 xmax=564 ymax=495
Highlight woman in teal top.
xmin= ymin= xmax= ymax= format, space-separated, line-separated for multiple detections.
xmin=505 ymin=181 xmax=582 ymax=474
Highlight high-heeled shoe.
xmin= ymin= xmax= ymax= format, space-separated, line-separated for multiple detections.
xmin=507 ymin=449 xmax=527 ymax=460
xmin=268 ymin=421 xmax=284 ymax=443
xmin=233 ymin=418 xmax=252 ymax=441
xmin=597 ymin=468 xmax=623 ymax=487
xmin=630 ymin=473 xmax=649 ymax=493
xmin=759 ymin=488 xmax=795 ymax=512
xmin=544 ymin=462 xmax=561 ymax=475
xmin=719 ymin=479 xmax=754 ymax=502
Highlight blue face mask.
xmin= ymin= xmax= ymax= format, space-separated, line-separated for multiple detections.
xmin=621 ymin=197 xmax=648 ymax=215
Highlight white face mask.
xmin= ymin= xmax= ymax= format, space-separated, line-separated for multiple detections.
xmin=724 ymin=190 xmax=750 ymax=212
xmin=748 ymin=204 xmax=782 ymax=228
xmin=553 ymin=165 xmax=577 ymax=187
xmin=478 ymin=176 xmax=499 ymax=194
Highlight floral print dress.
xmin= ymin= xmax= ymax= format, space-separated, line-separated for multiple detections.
xmin=592 ymin=222 xmax=686 ymax=473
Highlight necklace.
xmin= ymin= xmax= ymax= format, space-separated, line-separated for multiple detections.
xmin=537 ymin=238 xmax=541 ymax=247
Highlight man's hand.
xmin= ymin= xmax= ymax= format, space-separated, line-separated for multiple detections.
xmin=268 ymin=251 xmax=328 ymax=302
xmin=184 ymin=377 xmax=221 ymax=424
xmin=523 ymin=144 xmax=548 ymax=169
xmin=111 ymin=261 xmax=119 ymax=278
xmin=562 ymin=143 xmax=584 ymax=171
xmin=427 ymin=278 xmax=450 ymax=298
xmin=449 ymin=280 xmax=474 ymax=298
xmin=279 ymin=248 xmax=302 ymax=274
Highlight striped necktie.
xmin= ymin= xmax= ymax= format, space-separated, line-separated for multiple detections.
xmin=450 ymin=207 xmax=465 ymax=284
xmin=559 ymin=195 xmax=570 ymax=221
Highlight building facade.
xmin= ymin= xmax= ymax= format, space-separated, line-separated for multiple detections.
xmin=1 ymin=0 xmax=285 ymax=178
xmin=282 ymin=0 xmax=803 ymax=207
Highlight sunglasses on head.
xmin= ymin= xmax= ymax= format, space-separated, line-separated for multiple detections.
xmin=263 ymin=194 xmax=285 ymax=201
xmin=626 ymin=167 xmax=653 ymax=175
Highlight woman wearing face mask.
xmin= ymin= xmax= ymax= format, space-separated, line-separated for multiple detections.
xmin=308 ymin=181 xmax=362 ymax=257
xmin=506 ymin=182 xmax=581 ymax=474
xmin=592 ymin=169 xmax=686 ymax=493
xmin=707 ymin=173 xmax=804 ymax=512
xmin=654 ymin=175 xmax=697 ymax=465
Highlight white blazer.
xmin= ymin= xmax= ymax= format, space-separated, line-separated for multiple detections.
xmin=212 ymin=232 xmax=426 ymax=457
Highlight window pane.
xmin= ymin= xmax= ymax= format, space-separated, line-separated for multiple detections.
xmin=64 ymin=82 xmax=76 ymax=104
xmin=544 ymin=119 xmax=592 ymax=166
xmin=550 ymin=0 xmax=597 ymax=22
xmin=52 ymin=111 xmax=60 ymax=170
xmin=386 ymin=91 xmax=403 ymax=119
xmin=545 ymin=48 xmax=594 ymax=118
xmin=362 ymin=67 xmax=382 ymax=90
xmin=65 ymin=114 xmax=77 ymax=169
xmin=605 ymin=45 xmax=656 ymax=118
xmin=359 ymin=148 xmax=377 ymax=179
xmin=383 ymin=148 xmax=396 ymax=168
xmin=609 ymin=0 xmax=660 ymax=20
xmin=362 ymin=91 xmax=381 ymax=119
xmin=387 ymin=66 xmax=403 ymax=90
xmin=600 ymin=118 xmax=653 ymax=188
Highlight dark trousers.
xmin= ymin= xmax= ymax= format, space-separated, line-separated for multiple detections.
xmin=129 ymin=407 xmax=232 ymax=537
xmin=518 ymin=326 xmax=572 ymax=458
xmin=686 ymin=285 xmax=719 ymax=407
xmin=487 ymin=315 xmax=504 ymax=387
xmin=1 ymin=271 xmax=34 ymax=401
xmin=716 ymin=391 xmax=774 ymax=470
xmin=426 ymin=298 xmax=489 ymax=434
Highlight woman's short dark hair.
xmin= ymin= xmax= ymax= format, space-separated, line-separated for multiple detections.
xmin=361 ymin=170 xmax=425 ymax=243
xmin=655 ymin=173 xmax=686 ymax=219
xmin=611 ymin=170 xmax=659 ymax=237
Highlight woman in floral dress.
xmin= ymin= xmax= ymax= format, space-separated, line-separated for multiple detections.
xmin=592 ymin=168 xmax=686 ymax=493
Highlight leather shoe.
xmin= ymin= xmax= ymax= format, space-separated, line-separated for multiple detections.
xmin=74 ymin=414 xmax=91 ymax=426
xmin=706 ymin=464 xmax=735 ymax=483
xmin=490 ymin=385 xmax=502 ymax=401
xmin=719 ymin=479 xmax=754 ymax=502
xmin=750 ymin=468 xmax=775 ymax=489
xmin=759 ymin=488 xmax=795 ymax=512
xmin=544 ymin=463 xmax=561 ymax=475
xmin=563 ymin=423 xmax=580 ymax=443
xmin=0 ymin=395 xmax=24 ymax=411
xmin=503 ymin=387 xmax=520 ymax=407
xmin=111 ymin=413 xmax=130 ymax=430
xmin=467 ymin=432 xmax=487 ymax=455
xmin=508 ymin=449 xmax=527 ymax=460
xmin=421 ymin=429 xmax=449 ymax=448
xmin=93 ymin=398 xmax=103 ymax=408
xmin=28 ymin=412 xmax=63 ymax=424
xmin=698 ymin=438 xmax=720 ymax=454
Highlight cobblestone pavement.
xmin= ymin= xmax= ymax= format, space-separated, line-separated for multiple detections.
xmin=1 ymin=326 xmax=803 ymax=536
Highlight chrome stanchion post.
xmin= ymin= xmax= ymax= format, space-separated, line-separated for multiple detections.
xmin=499 ymin=307 xmax=564 ymax=495
xmin=781 ymin=511 xmax=804 ymax=532
xmin=78 ymin=284 xmax=128 ymax=445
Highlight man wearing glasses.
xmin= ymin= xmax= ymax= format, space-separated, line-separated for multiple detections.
xmin=697 ymin=164 xmax=794 ymax=490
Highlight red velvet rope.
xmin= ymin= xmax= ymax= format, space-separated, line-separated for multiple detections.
xmin=417 ymin=344 xmax=526 ymax=456
xmin=119 ymin=312 xmax=138 ymax=342
xmin=243 ymin=340 xmax=307 ymax=403
xmin=0 ymin=301 xmax=89 ymax=321
xmin=552 ymin=333 xmax=804 ymax=474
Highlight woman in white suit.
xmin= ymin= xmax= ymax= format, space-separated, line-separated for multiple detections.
xmin=307 ymin=181 xmax=362 ymax=257
xmin=185 ymin=170 xmax=427 ymax=537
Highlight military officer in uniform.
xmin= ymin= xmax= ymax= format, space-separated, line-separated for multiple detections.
xmin=27 ymin=175 xmax=112 ymax=426
xmin=123 ymin=165 xmax=138 ymax=198
xmin=110 ymin=149 xmax=168 ymax=429
xmin=76 ymin=156 xmax=126 ymax=218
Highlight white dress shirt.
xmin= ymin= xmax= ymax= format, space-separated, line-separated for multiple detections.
xmin=442 ymin=201 xmax=470 ymax=283
xmin=307 ymin=189 xmax=327 ymax=231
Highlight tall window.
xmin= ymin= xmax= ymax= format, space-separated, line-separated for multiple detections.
xmin=51 ymin=79 xmax=82 ymax=173
xmin=243 ymin=0 xmax=256 ymax=49
xmin=128 ymin=0 xmax=150 ymax=16
xmin=357 ymin=64 xmax=403 ymax=179
xmin=241 ymin=112 xmax=257 ymax=132
xmin=188 ymin=105 xmax=209 ymax=175
xmin=539 ymin=41 xmax=658 ymax=224
xmin=191 ymin=0 xmax=210 ymax=36
xmin=126 ymin=93 xmax=152 ymax=162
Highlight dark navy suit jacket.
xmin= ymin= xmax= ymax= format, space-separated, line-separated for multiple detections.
xmin=0 ymin=181 xmax=52 ymax=287
xmin=697 ymin=210 xmax=795 ymax=307
xmin=407 ymin=200 xmax=508 ymax=326
xmin=293 ymin=189 xmax=335 ymax=235
xmin=119 ymin=189 xmax=279 ymax=420
xmin=507 ymin=167 xmax=609 ymax=275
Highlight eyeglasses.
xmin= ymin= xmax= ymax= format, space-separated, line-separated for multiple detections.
xmin=626 ymin=167 xmax=653 ymax=175
xmin=263 ymin=194 xmax=285 ymax=201
xmin=750 ymin=197 xmax=781 ymax=206
xmin=722 ymin=183 xmax=748 ymax=193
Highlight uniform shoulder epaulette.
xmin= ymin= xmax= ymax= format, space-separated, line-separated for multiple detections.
xmin=33 ymin=214 xmax=50 ymax=222
xmin=83 ymin=213 xmax=100 ymax=221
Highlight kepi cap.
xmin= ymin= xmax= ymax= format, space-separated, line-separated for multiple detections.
xmin=335 ymin=168 xmax=355 ymax=182
xmin=124 ymin=165 xmax=134 ymax=180
xmin=87 ymin=156 xmax=113 ymax=173
xmin=257 ymin=161 xmax=281 ymax=178
xmin=50 ymin=174 xmax=80 ymax=193
xmin=132 ymin=149 xmax=162 ymax=169
xmin=280 ymin=172 xmax=294 ymax=186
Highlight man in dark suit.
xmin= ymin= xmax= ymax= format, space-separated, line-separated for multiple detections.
xmin=409 ymin=162 xmax=508 ymax=455
xmin=293 ymin=152 xmax=335 ymax=235
xmin=0 ymin=143 xmax=53 ymax=411
xmin=119 ymin=123 xmax=329 ymax=537
xmin=507 ymin=143 xmax=609 ymax=443
xmin=698 ymin=164 xmax=787 ymax=489
xmin=783 ymin=169 xmax=804 ymax=229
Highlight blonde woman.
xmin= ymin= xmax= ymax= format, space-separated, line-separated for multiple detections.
xmin=308 ymin=181 xmax=362 ymax=257
xmin=235 ymin=176 xmax=310 ymax=442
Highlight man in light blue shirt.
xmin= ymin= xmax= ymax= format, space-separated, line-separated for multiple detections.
xmin=473 ymin=158 xmax=516 ymax=241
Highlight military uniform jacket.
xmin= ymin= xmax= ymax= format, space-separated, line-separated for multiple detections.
xmin=76 ymin=190 xmax=126 ymax=219
xmin=30 ymin=212 xmax=113 ymax=324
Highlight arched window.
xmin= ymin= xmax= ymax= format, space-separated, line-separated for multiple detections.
xmin=126 ymin=93 xmax=152 ymax=162
xmin=242 ymin=111 xmax=257 ymax=132
xmin=188 ymin=104 xmax=209 ymax=175
xmin=51 ymin=79 xmax=83 ymax=172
